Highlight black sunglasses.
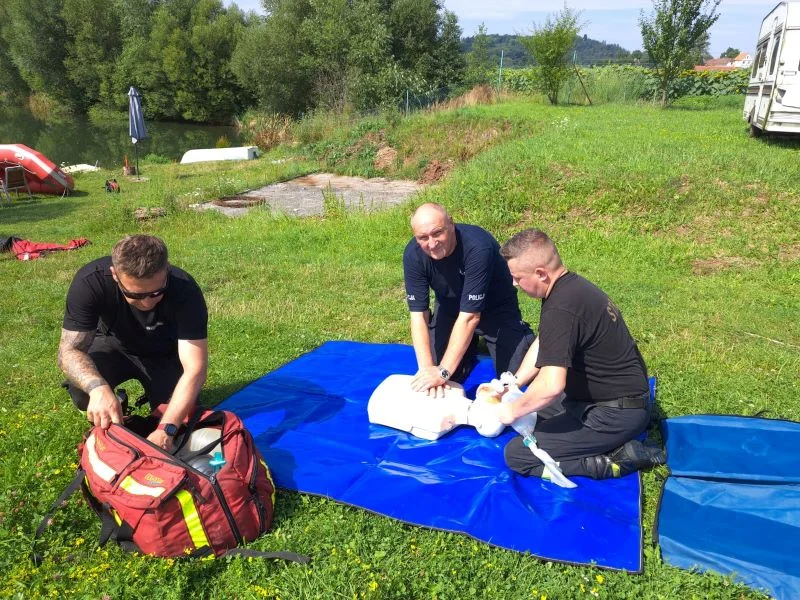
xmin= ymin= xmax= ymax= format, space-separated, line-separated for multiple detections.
xmin=117 ymin=274 xmax=169 ymax=300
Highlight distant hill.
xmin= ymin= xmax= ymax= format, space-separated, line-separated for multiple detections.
xmin=462 ymin=33 xmax=637 ymax=67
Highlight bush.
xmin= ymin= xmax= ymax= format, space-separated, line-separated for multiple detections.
xmin=500 ymin=65 xmax=749 ymax=105
xmin=27 ymin=93 xmax=73 ymax=122
xmin=142 ymin=153 xmax=172 ymax=164
xmin=236 ymin=110 xmax=293 ymax=151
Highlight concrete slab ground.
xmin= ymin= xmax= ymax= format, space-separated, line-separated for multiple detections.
xmin=191 ymin=173 xmax=426 ymax=217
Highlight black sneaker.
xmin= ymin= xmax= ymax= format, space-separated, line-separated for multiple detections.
xmin=582 ymin=439 xmax=666 ymax=479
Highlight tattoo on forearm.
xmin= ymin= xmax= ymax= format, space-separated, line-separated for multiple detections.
xmin=58 ymin=329 xmax=107 ymax=394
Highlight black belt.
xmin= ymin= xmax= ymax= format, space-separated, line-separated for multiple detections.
xmin=593 ymin=394 xmax=649 ymax=410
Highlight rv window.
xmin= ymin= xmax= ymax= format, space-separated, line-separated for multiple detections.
xmin=752 ymin=48 xmax=763 ymax=77
xmin=769 ymin=35 xmax=781 ymax=74
xmin=758 ymin=44 xmax=768 ymax=69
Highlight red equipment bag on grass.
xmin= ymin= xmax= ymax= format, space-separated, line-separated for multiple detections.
xmin=33 ymin=409 xmax=308 ymax=563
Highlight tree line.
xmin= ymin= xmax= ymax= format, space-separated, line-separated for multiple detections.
xmin=0 ymin=0 xmax=730 ymax=121
xmin=0 ymin=0 xmax=467 ymax=122
xmin=462 ymin=33 xmax=641 ymax=68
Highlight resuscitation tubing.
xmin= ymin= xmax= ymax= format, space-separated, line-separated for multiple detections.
xmin=494 ymin=374 xmax=577 ymax=489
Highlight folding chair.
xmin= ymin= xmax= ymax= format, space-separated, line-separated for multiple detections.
xmin=1 ymin=166 xmax=33 ymax=205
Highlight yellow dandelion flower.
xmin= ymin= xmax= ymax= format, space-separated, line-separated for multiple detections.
xmin=369 ymin=580 xmax=378 ymax=592
xmin=595 ymin=574 xmax=604 ymax=584
xmin=74 ymin=537 xmax=85 ymax=546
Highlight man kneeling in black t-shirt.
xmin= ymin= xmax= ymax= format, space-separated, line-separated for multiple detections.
xmin=495 ymin=229 xmax=664 ymax=479
xmin=59 ymin=235 xmax=208 ymax=452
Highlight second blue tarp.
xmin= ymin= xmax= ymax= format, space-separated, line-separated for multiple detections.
xmin=658 ymin=415 xmax=800 ymax=599
xmin=217 ymin=341 xmax=645 ymax=571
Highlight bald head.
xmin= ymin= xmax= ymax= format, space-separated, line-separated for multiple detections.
xmin=410 ymin=203 xmax=451 ymax=230
xmin=410 ymin=203 xmax=457 ymax=260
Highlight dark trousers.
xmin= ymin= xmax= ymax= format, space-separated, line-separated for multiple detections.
xmin=64 ymin=334 xmax=183 ymax=412
xmin=429 ymin=305 xmax=535 ymax=383
xmin=504 ymin=394 xmax=651 ymax=478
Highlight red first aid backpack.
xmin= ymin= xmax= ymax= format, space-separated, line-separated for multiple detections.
xmin=34 ymin=409 xmax=308 ymax=563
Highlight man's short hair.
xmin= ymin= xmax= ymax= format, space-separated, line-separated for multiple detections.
xmin=112 ymin=235 xmax=168 ymax=279
xmin=500 ymin=229 xmax=561 ymax=267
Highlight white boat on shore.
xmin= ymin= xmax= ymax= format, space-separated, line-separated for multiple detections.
xmin=62 ymin=163 xmax=100 ymax=174
xmin=180 ymin=146 xmax=260 ymax=165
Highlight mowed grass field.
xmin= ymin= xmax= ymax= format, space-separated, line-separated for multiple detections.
xmin=0 ymin=97 xmax=797 ymax=599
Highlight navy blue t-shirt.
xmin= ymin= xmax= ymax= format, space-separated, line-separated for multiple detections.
xmin=63 ymin=256 xmax=208 ymax=358
xmin=535 ymin=272 xmax=648 ymax=401
xmin=403 ymin=224 xmax=523 ymax=333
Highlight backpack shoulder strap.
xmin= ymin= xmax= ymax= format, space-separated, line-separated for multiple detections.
xmin=221 ymin=547 xmax=311 ymax=563
xmin=31 ymin=468 xmax=86 ymax=566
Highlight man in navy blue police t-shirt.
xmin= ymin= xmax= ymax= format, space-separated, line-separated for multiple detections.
xmin=403 ymin=203 xmax=534 ymax=397
xmin=59 ymin=234 xmax=208 ymax=452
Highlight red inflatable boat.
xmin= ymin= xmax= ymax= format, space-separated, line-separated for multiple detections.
xmin=0 ymin=144 xmax=74 ymax=195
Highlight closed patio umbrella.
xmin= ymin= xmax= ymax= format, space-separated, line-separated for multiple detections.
xmin=128 ymin=86 xmax=148 ymax=178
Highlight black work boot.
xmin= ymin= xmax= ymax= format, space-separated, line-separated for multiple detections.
xmin=582 ymin=439 xmax=666 ymax=479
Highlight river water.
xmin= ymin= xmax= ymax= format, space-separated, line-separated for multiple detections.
xmin=0 ymin=106 xmax=241 ymax=169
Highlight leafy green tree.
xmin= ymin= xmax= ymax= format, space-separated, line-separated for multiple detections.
xmin=687 ymin=30 xmax=712 ymax=66
xmin=146 ymin=0 xmax=246 ymax=121
xmin=434 ymin=10 xmax=465 ymax=95
xmin=0 ymin=3 xmax=29 ymax=100
xmin=639 ymin=0 xmax=721 ymax=107
xmin=466 ymin=24 xmax=493 ymax=86
xmin=3 ymin=0 xmax=73 ymax=103
xmin=114 ymin=0 xmax=160 ymax=41
xmin=721 ymin=47 xmax=740 ymax=59
xmin=231 ymin=0 xmax=314 ymax=115
xmin=388 ymin=0 xmax=440 ymax=77
xmin=519 ymin=6 xmax=582 ymax=105
xmin=233 ymin=0 xmax=461 ymax=115
xmin=63 ymin=0 xmax=122 ymax=110
xmin=345 ymin=0 xmax=396 ymax=110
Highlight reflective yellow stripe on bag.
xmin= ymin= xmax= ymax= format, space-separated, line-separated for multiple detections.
xmin=260 ymin=459 xmax=276 ymax=507
xmin=175 ymin=490 xmax=210 ymax=550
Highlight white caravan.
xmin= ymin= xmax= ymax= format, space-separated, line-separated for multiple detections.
xmin=744 ymin=2 xmax=800 ymax=135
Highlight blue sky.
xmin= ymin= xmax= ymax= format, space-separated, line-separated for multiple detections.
xmin=224 ymin=0 xmax=778 ymax=58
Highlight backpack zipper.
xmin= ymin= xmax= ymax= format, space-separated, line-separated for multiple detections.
xmin=245 ymin=435 xmax=267 ymax=532
xmin=107 ymin=427 xmax=243 ymax=546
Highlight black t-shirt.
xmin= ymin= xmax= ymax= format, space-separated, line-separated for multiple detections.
xmin=403 ymin=224 xmax=522 ymax=333
xmin=62 ymin=256 xmax=208 ymax=358
xmin=536 ymin=272 xmax=648 ymax=401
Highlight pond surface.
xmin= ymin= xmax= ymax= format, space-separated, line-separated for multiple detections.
xmin=0 ymin=106 xmax=242 ymax=169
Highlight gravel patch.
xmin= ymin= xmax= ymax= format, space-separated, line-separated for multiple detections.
xmin=191 ymin=173 xmax=426 ymax=217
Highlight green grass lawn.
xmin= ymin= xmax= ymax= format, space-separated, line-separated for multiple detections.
xmin=1 ymin=97 xmax=797 ymax=599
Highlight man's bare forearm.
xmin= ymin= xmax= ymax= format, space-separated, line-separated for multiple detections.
xmin=58 ymin=329 xmax=107 ymax=393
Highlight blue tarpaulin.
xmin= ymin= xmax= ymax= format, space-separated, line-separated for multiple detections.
xmin=657 ymin=415 xmax=800 ymax=599
xmin=217 ymin=341 xmax=646 ymax=571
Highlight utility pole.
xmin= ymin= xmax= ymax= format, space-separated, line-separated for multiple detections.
xmin=497 ymin=49 xmax=504 ymax=93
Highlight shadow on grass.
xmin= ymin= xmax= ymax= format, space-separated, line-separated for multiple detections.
xmin=760 ymin=133 xmax=800 ymax=149
xmin=0 ymin=196 xmax=80 ymax=226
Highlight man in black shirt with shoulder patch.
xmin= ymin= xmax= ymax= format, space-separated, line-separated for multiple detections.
xmin=59 ymin=234 xmax=208 ymax=452
xmin=403 ymin=203 xmax=534 ymax=398
xmin=496 ymin=229 xmax=664 ymax=479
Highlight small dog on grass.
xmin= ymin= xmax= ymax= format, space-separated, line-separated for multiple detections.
xmin=105 ymin=179 xmax=120 ymax=193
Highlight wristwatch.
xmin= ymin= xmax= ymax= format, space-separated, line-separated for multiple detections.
xmin=437 ymin=366 xmax=451 ymax=381
xmin=157 ymin=423 xmax=179 ymax=437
